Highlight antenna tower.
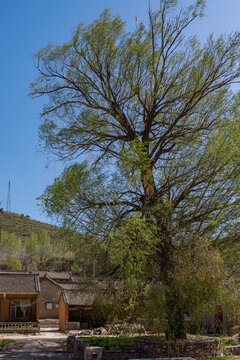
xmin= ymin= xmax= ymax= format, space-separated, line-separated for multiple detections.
xmin=6 ymin=181 xmax=11 ymax=213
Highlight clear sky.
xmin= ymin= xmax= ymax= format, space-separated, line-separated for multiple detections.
xmin=0 ymin=0 xmax=239 ymax=224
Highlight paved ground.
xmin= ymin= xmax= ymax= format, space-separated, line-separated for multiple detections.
xmin=0 ymin=330 xmax=72 ymax=359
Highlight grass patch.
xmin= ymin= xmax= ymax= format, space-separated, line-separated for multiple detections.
xmin=0 ymin=339 xmax=13 ymax=351
xmin=78 ymin=336 xmax=133 ymax=350
xmin=220 ymin=337 xmax=238 ymax=347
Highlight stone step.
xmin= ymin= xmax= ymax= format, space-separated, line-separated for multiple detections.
xmin=39 ymin=319 xmax=59 ymax=328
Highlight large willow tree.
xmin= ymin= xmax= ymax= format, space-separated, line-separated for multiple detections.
xmin=31 ymin=0 xmax=240 ymax=339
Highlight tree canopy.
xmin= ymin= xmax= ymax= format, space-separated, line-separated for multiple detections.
xmin=30 ymin=0 xmax=240 ymax=339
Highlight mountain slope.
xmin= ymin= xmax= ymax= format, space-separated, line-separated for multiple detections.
xmin=0 ymin=211 xmax=59 ymax=241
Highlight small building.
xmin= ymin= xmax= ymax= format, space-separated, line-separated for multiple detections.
xmin=59 ymin=289 xmax=94 ymax=331
xmin=32 ymin=271 xmax=75 ymax=319
xmin=0 ymin=273 xmax=40 ymax=332
xmin=38 ymin=273 xmax=62 ymax=319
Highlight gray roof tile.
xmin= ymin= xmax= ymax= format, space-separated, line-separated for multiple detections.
xmin=62 ymin=289 xmax=94 ymax=305
xmin=32 ymin=271 xmax=71 ymax=280
xmin=0 ymin=274 xmax=40 ymax=293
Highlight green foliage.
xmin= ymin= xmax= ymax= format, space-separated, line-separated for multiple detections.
xmin=40 ymin=163 xmax=106 ymax=231
xmin=6 ymin=256 xmax=22 ymax=270
xmin=107 ymin=214 xmax=159 ymax=282
xmin=37 ymin=230 xmax=53 ymax=263
xmin=25 ymin=233 xmax=38 ymax=254
xmin=90 ymin=296 xmax=116 ymax=326
xmin=143 ymin=284 xmax=167 ymax=332
xmin=89 ymin=282 xmax=146 ymax=326
xmin=0 ymin=339 xmax=13 ymax=351
xmin=220 ymin=337 xmax=238 ymax=347
xmin=170 ymin=239 xmax=226 ymax=313
xmin=0 ymin=214 xmax=76 ymax=271
xmin=2 ymin=232 xmax=22 ymax=250
xmin=30 ymin=0 xmax=240 ymax=339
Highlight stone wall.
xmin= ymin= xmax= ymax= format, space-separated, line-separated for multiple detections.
xmin=224 ymin=345 xmax=240 ymax=356
xmin=67 ymin=335 xmax=222 ymax=359
xmin=228 ymin=326 xmax=240 ymax=336
xmin=132 ymin=336 xmax=221 ymax=359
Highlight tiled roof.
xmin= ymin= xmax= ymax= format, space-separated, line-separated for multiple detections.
xmin=47 ymin=271 xmax=72 ymax=280
xmin=0 ymin=270 xmax=27 ymax=274
xmin=31 ymin=271 xmax=46 ymax=278
xmin=61 ymin=283 xmax=80 ymax=290
xmin=0 ymin=274 xmax=40 ymax=293
xmin=32 ymin=271 xmax=71 ymax=281
xmin=62 ymin=289 xmax=94 ymax=305
xmin=41 ymin=273 xmax=62 ymax=288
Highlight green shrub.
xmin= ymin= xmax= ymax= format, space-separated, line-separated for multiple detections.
xmin=221 ymin=337 xmax=238 ymax=347
xmin=90 ymin=296 xmax=116 ymax=327
xmin=0 ymin=339 xmax=13 ymax=350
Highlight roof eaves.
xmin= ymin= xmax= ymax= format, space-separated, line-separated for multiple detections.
xmin=44 ymin=273 xmax=63 ymax=288
xmin=34 ymin=275 xmax=41 ymax=292
xmin=61 ymin=289 xmax=68 ymax=304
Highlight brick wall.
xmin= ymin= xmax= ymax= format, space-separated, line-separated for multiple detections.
xmin=39 ymin=277 xmax=61 ymax=319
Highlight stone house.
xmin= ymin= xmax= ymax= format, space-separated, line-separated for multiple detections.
xmin=59 ymin=289 xmax=94 ymax=331
xmin=0 ymin=270 xmax=94 ymax=331
xmin=32 ymin=271 xmax=80 ymax=319
xmin=0 ymin=273 xmax=40 ymax=332
xmin=38 ymin=273 xmax=62 ymax=319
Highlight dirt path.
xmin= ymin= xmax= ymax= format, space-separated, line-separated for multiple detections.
xmin=0 ymin=330 xmax=72 ymax=359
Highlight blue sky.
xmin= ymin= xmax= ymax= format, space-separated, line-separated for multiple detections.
xmin=0 ymin=0 xmax=240 ymax=224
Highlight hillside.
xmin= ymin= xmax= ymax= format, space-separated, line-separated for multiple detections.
xmin=0 ymin=211 xmax=60 ymax=241
xmin=0 ymin=211 xmax=78 ymax=271
xmin=0 ymin=211 xmax=93 ymax=274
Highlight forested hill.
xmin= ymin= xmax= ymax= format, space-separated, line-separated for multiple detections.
xmin=0 ymin=211 xmax=76 ymax=271
xmin=0 ymin=211 xmax=59 ymax=241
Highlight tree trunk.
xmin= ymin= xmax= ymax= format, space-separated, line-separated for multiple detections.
xmin=156 ymin=224 xmax=187 ymax=340
xmin=159 ymin=245 xmax=187 ymax=340
xmin=142 ymin=170 xmax=187 ymax=340
xmin=164 ymin=284 xmax=186 ymax=340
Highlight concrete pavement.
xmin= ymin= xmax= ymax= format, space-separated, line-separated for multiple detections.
xmin=0 ymin=330 xmax=72 ymax=359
